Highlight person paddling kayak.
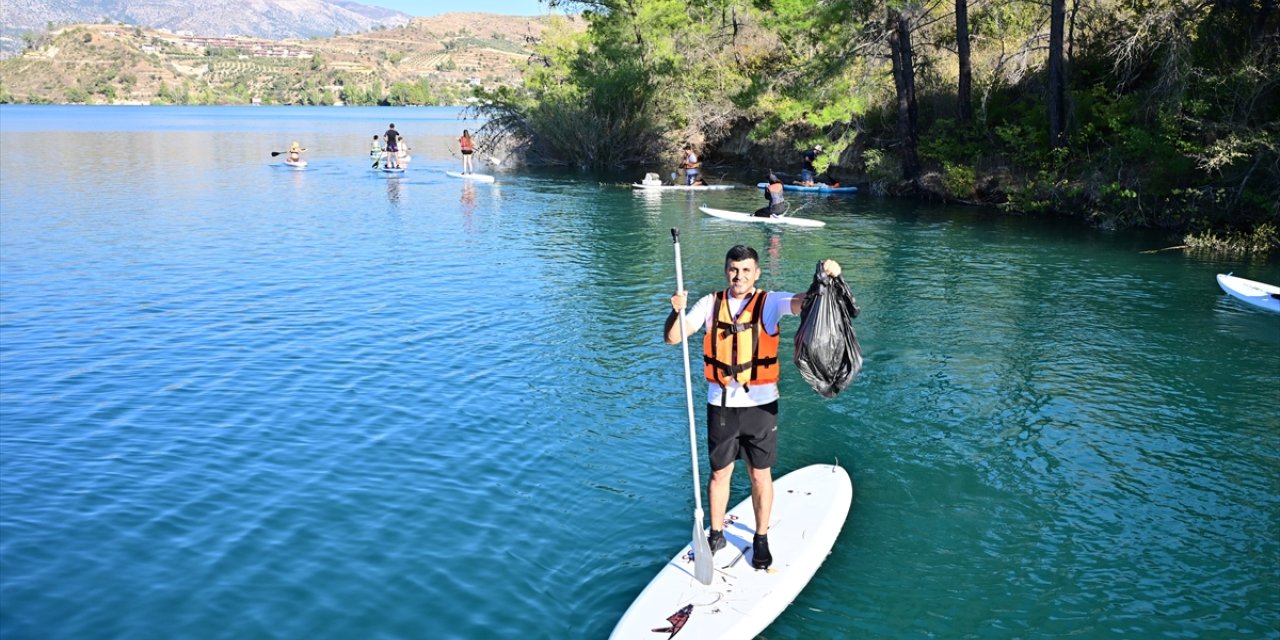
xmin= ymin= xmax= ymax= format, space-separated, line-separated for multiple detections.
xmin=664 ymin=246 xmax=842 ymax=570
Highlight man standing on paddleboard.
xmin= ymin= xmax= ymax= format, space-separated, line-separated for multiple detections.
xmin=664 ymin=246 xmax=841 ymax=569
xmin=679 ymin=144 xmax=701 ymax=185
xmin=383 ymin=123 xmax=402 ymax=169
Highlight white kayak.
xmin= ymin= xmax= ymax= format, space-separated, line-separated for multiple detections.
xmin=632 ymin=183 xmax=735 ymax=191
xmin=1217 ymin=273 xmax=1280 ymax=314
xmin=610 ymin=464 xmax=853 ymax=639
xmin=447 ymin=171 xmax=495 ymax=183
xmin=698 ymin=205 xmax=826 ymax=228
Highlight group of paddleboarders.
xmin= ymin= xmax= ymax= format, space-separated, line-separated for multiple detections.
xmin=286 ymin=125 xmax=487 ymax=174
xmin=665 ymin=247 xmax=843 ymax=570
xmin=362 ymin=126 xmax=476 ymax=174
xmin=370 ymin=123 xmax=407 ymax=169
xmin=670 ymin=142 xmax=840 ymax=193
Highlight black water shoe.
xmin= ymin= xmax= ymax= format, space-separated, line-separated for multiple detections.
xmin=751 ymin=533 xmax=772 ymax=570
xmin=708 ymin=529 xmax=726 ymax=554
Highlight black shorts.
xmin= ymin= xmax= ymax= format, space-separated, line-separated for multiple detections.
xmin=706 ymin=401 xmax=778 ymax=471
xmin=461 ymin=150 xmax=474 ymax=155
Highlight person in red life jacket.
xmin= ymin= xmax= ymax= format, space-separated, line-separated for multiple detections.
xmin=459 ymin=129 xmax=476 ymax=174
xmin=664 ymin=245 xmax=842 ymax=570
xmin=383 ymin=123 xmax=402 ymax=169
xmin=755 ymin=172 xmax=786 ymax=217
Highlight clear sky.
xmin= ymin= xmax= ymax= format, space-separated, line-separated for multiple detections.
xmin=368 ymin=0 xmax=557 ymax=16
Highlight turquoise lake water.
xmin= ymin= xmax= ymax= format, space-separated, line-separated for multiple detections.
xmin=1 ymin=105 xmax=1278 ymax=639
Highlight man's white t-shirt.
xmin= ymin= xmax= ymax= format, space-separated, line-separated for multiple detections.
xmin=682 ymin=290 xmax=797 ymax=407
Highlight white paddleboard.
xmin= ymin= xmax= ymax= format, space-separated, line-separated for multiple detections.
xmin=610 ymin=463 xmax=853 ymax=639
xmin=1217 ymin=273 xmax=1280 ymax=314
xmin=447 ymin=171 xmax=495 ymax=183
xmin=699 ymin=205 xmax=826 ymax=228
xmin=378 ymin=166 xmax=405 ymax=174
xmin=632 ymin=183 xmax=736 ymax=191
xmin=284 ymin=159 xmax=307 ymax=168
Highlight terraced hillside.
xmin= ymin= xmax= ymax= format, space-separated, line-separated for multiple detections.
xmin=0 ymin=13 xmax=582 ymax=105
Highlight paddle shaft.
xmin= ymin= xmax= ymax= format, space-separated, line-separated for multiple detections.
xmin=672 ymin=232 xmax=705 ymax=514
xmin=671 ymin=228 xmax=713 ymax=584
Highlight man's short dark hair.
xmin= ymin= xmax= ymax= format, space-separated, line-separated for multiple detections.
xmin=725 ymin=245 xmax=759 ymax=267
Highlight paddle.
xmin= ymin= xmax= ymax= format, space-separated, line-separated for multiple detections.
xmin=670 ymin=228 xmax=715 ymax=586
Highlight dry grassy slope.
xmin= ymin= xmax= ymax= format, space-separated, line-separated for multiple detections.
xmin=0 ymin=14 xmax=583 ymax=104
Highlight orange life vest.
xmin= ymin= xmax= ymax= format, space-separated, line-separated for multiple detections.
xmin=703 ymin=290 xmax=780 ymax=389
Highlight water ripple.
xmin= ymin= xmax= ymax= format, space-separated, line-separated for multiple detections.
xmin=2 ymin=107 xmax=1278 ymax=639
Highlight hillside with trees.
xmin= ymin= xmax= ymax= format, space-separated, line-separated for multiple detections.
xmin=473 ymin=0 xmax=1278 ymax=251
xmin=0 ymin=14 xmax=580 ymax=107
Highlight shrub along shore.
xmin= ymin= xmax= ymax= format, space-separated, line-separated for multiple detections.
xmin=470 ymin=1 xmax=1278 ymax=255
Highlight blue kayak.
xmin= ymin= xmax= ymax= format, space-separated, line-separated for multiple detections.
xmin=756 ymin=182 xmax=858 ymax=193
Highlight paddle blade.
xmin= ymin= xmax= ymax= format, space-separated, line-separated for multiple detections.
xmin=693 ymin=518 xmax=713 ymax=585
xmin=270 ymin=151 xmax=284 ymax=156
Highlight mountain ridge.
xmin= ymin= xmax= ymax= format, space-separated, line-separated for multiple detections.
xmin=0 ymin=0 xmax=424 ymax=57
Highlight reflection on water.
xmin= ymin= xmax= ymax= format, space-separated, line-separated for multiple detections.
xmin=384 ymin=173 xmax=403 ymax=204
xmin=1 ymin=105 xmax=1278 ymax=640
xmin=460 ymin=180 xmax=475 ymax=210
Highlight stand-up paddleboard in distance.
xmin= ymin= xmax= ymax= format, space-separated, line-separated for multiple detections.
xmin=699 ymin=205 xmax=826 ymax=228
xmin=447 ymin=171 xmax=495 ymax=183
xmin=755 ymin=182 xmax=858 ymax=194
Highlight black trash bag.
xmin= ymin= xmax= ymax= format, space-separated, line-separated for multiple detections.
xmin=794 ymin=262 xmax=862 ymax=398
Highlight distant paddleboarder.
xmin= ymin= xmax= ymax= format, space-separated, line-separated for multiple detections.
xmin=459 ymin=129 xmax=476 ymax=174
xmin=679 ymin=144 xmax=701 ymax=186
xmin=799 ymin=144 xmax=822 ymax=186
xmin=755 ymin=172 xmax=786 ymax=217
xmin=383 ymin=123 xmax=402 ymax=169
xmin=664 ymin=245 xmax=843 ymax=569
xmin=287 ymin=141 xmax=306 ymax=162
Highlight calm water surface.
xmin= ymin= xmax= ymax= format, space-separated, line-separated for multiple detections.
xmin=1 ymin=106 xmax=1278 ymax=639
